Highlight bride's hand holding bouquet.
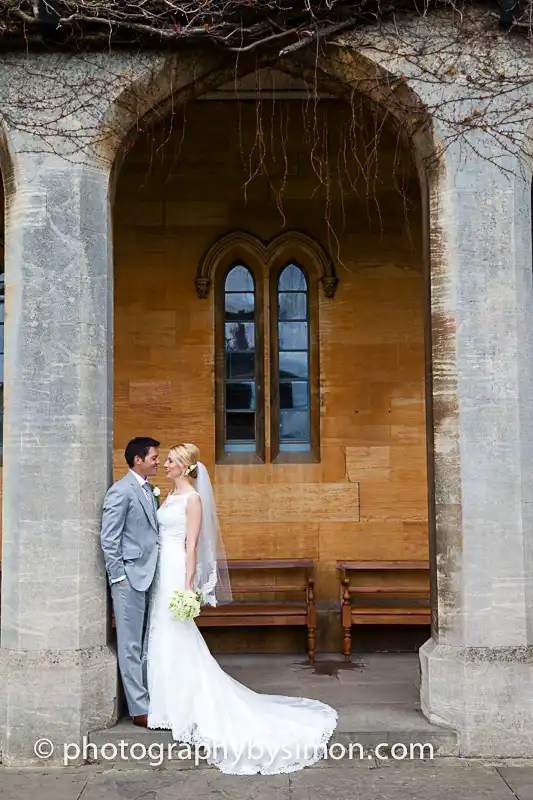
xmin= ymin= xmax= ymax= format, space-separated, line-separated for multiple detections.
xmin=169 ymin=588 xmax=202 ymax=621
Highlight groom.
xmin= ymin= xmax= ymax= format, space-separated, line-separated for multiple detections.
xmin=100 ymin=436 xmax=160 ymax=728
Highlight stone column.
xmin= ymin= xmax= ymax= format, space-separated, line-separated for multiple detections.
xmin=420 ymin=138 xmax=533 ymax=756
xmin=0 ymin=143 xmax=117 ymax=765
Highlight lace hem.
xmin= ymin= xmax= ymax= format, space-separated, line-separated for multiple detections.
xmin=147 ymin=708 xmax=339 ymax=775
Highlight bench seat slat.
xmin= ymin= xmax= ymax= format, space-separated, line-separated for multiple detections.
xmin=228 ymin=559 xmax=314 ymax=569
xmin=337 ymin=561 xmax=429 ymax=570
xmin=200 ymin=602 xmax=307 ymax=616
xmin=230 ymin=584 xmax=308 ymax=593
xmin=351 ymin=605 xmax=430 ymax=615
xmin=352 ymin=613 xmax=430 ymax=625
xmin=197 ymin=615 xmax=308 ymax=627
xmin=345 ymin=586 xmax=429 ymax=594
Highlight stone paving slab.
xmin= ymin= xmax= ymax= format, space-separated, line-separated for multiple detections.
xmin=0 ymin=770 xmax=90 ymax=800
xmin=218 ymin=654 xmax=420 ymax=685
xmin=498 ymin=766 xmax=533 ymax=800
xmin=79 ymin=768 xmax=289 ymax=800
xmin=237 ymin=681 xmax=420 ymax=705
xmin=288 ymin=762 xmax=517 ymax=800
xmin=2 ymin=761 xmax=532 ymax=800
xmin=333 ymin=704 xmax=437 ymax=733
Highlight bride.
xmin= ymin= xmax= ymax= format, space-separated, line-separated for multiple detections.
xmin=144 ymin=443 xmax=338 ymax=775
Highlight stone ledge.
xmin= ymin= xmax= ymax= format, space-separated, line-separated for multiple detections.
xmin=429 ymin=645 xmax=533 ymax=665
xmin=0 ymin=644 xmax=118 ymax=767
xmin=0 ymin=645 xmax=115 ymax=669
xmin=420 ymin=639 xmax=533 ymax=757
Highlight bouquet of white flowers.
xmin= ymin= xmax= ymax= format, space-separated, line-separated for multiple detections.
xmin=169 ymin=589 xmax=202 ymax=621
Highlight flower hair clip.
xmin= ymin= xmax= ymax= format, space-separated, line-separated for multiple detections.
xmin=184 ymin=463 xmax=198 ymax=477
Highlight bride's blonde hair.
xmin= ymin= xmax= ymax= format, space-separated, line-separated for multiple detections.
xmin=169 ymin=443 xmax=200 ymax=479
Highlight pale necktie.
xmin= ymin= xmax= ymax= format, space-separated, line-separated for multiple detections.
xmin=143 ymin=481 xmax=154 ymax=506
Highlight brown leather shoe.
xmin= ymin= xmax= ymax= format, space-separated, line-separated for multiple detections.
xmin=133 ymin=714 xmax=148 ymax=728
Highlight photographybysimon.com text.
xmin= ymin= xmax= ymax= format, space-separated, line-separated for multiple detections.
xmin=33 ymin=736 xmax=435 ymax=767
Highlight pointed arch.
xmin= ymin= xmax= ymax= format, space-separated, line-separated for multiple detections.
xmin=195 ymin=230 xmax=338 ymax=299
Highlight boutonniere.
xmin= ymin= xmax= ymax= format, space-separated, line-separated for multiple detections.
xmin=152 ymin=486 xmax=161 ymax=506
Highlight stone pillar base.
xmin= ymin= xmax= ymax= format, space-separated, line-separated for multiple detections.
xmin=420 ymin=638 xmax=533 ymax=756
xmin=0 ymin=645 xmax=118 ymax=766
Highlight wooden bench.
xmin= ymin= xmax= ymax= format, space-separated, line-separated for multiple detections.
xmin=337 ymin=560 xmax=430 ymax=662
xmin=197 ymin=559 xmax=317 ymax=663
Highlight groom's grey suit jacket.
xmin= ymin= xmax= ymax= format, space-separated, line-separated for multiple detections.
xmin=100 ymin=472 xmax=159 ymax=592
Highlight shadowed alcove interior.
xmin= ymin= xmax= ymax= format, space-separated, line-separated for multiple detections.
xmin=112 ymin=69 xmax=429 ymax=654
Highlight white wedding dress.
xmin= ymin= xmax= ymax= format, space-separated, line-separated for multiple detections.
xmin=145 ymin=490 xmax=338 ymax=775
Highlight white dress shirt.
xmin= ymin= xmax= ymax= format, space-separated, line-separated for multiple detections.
xmin=130 ymin=469 xmax=149 ymax=490
xmin=110 ymin=470 xmax=150 ymax=584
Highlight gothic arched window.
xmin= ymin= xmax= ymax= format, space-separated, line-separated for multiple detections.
xmin=211 ymin=233 xmax=324 ymax=465
xmin=216 ymin=262 xmax=265 ymax=461
xmin=275 ymin=264 xmax=311 ymax=453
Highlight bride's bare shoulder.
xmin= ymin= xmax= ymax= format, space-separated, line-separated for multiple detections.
xmin=186 ymin=491 xmax=202 ymax=516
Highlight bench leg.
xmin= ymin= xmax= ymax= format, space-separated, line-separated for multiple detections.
xmin=341 ymin=576 xmax=352 ymax=663
xmin=307 ymin=576 xmax=316 ymax=664
xmin=308 ymin=623 xmax=316 ymax=664
xmin=342 ymin=625 xmax=352 ymax=663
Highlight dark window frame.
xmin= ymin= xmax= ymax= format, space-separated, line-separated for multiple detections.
xmin=215 ymin=259 xmax=265 ymax=465
xmin=270 ymin=259 xmax=320 ymax=464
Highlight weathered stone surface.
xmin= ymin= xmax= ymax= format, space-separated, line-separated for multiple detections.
xmin=1 ymin=760 xmax=528 ymax=800
xmin=0 ymin=770 xmax=91 ymax=800
xmin=0 ymin=151 xmax=118 ymax=765
xmin=0 ymin=646 xmax=118 ymax=766
xmin=79 ymin=768 xmax=289 ymax=800
xmin=289 ymin=761 xmax=517 ymax=800
xmin=418 ymin=140 xmax=533 ymax=755
xmin=421 ymin=642 xmax=533 ymax=757
xmin=498 ymin=766 xmax=533 ymax=800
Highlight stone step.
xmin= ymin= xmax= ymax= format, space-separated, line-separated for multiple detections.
xmin=86 ymin=718 xmax=457 ymax=768
xmin=84 ymin=655 xmax=458 ymax=768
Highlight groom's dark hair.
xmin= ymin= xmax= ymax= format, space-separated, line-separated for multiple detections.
xmin=125 ymin=437 xmax=160 ymax=468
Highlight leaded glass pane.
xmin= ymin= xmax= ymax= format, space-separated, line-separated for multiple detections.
xmin=226 ymin=412 xmax=255 ymax=441
xmin=278 ymin=264 xmax=307 ymax=291
xmin=225 ymin=352 xmax=255 ymax=381
xmin=279 ymin=381 xmax=309 ymax=409
xmin=225 ymin=322 xmax=255 ymax=351
xmin=279 ymin=410 xmax=310 ymax=442
xmin=278 ymin=322 xmax=308 ymax=350
xmin=226 ymin=382 xmax=256 ymax=410
xmin=225 ymin=292 xmax=254 ymax=320
xmin=279 ymin=352 xmax=309 ymax=380
xmin=278 ymin=292 xmax=306 ymax=320
xmin=225 ymin=265 xmax=254 ymax=292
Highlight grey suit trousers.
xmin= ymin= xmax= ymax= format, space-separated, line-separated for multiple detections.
xmin=101 ymin=472 xmax=159 ymax=717
xmin=111 ymin=578 xmax=150 ymax=717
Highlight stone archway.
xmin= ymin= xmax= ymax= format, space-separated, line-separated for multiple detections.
xmin=112 ymin=84 xmax=429 ymax=656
